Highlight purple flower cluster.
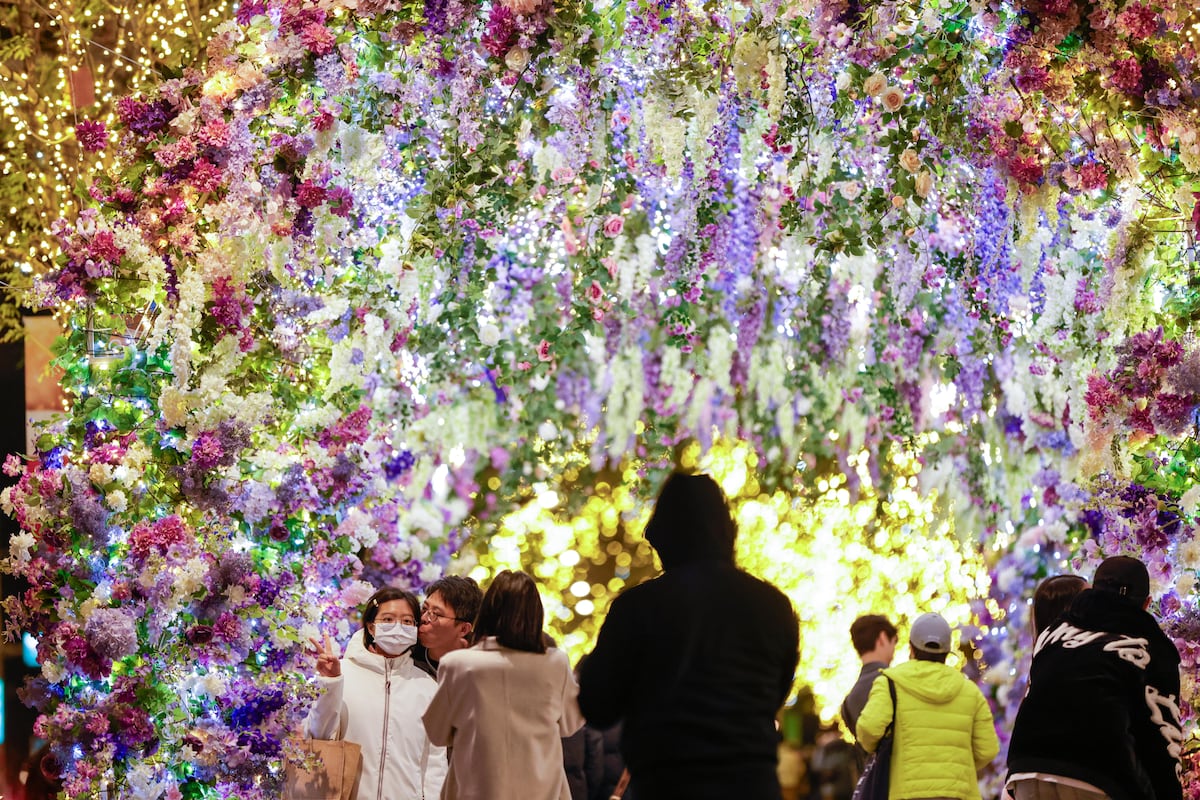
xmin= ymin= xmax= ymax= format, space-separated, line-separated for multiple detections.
xmin=83 ymin=607 xmax=139 ymax=661
xmin=115 ymin=96 xmax=176 ymax=137
xmin=384 ymin=450 xmax=416 ymax=480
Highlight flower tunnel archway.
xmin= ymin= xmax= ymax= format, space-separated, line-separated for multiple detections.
xmin=3 ymin=0 xmax=1199 ymax=795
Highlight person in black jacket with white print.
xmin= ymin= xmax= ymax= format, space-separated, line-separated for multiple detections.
xmin=1007 ymin=555 xmax=1183 ymax=800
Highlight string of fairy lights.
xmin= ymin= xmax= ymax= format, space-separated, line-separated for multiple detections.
xmin=0 ymin=0 xmax=229 ymax=296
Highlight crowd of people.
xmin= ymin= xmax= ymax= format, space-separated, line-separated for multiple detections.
xmin=293 ymin=471 xmax=1184 ymax=800
xmin=821 ymin=555 xmax=1183 ymax=800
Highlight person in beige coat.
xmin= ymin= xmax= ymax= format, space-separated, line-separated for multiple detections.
xmin=422 ymin=570 xmax=584 ymax=800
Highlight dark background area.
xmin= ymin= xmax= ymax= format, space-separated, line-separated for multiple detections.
xmin=0 ymin=337 xmax=40 ymax=797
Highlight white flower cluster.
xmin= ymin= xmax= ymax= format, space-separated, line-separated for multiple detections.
xmin=335 ymin=507 xmax=382 ymax=550
xmin=8 ymin=531 xmax=36 ymax=563
xmin=641 ymin=94 xmax=687 ymax=181
xmin=604 ymin=345 xmax=646 ymax=458
xmin=609 ymin=233 xmax=651 ymax=303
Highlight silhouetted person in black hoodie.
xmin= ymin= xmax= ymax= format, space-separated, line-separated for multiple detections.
xmin=578 ymin=472 xmax=800 ymax=799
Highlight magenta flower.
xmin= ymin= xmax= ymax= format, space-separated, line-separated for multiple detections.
xmin=75 ymin=120 xmax=108 ymax=153
xmin=191 ymin=431 xmax=225 ymax=470
xmin=295 ymin=180 xmax=328 ymax=208
xmin=327 ymin=185 xmax=354 ymax=217
xmin=1108 ymin=57 xmax=1142 ymax=95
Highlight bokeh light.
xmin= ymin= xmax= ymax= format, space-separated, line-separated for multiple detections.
xmin=0 ymin=0 xmax=230 ymax=332
xmin=472 ymin=437 xmax=988 ymax=721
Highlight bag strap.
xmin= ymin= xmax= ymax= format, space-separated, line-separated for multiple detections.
xmin=610 ymin=769 xmax=631 ymax=800
xmin=882 ymin=676 xmax=897 ymax=737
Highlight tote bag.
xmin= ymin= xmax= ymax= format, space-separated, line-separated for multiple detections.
xmin=851 ymin=677 xmax=896 ymax=800
xmin=283 ymin=738 xmax=363 ymax=800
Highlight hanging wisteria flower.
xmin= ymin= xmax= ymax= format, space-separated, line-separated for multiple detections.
xmin=6 ymin=0 xmax=1200 ymax=797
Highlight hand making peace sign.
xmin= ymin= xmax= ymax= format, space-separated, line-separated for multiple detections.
xmin=309 ymin=634 xmax=341 ymax=678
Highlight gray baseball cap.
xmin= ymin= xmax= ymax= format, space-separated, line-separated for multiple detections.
xmin=910 ymin=612 xmax=952 ymax=654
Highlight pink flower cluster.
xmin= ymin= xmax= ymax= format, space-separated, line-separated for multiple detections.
xmin=128 ymin=515 xmax=194 ymax=560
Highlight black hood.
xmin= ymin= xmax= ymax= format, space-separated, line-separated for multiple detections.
xmin=643 ymin=473 xmax=736 ymax=570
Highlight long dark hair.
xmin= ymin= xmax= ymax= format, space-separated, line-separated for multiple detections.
xmin=1032 ymin=574 xmax=1087 ymax=635
xmin=361 ymin=587 xmax=419 ymax=650
xmin=472 ymin=570 xmax=546 ymax=653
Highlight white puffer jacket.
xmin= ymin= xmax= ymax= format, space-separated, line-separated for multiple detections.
xmin=307 ymin=630 xmax=447 ymax=800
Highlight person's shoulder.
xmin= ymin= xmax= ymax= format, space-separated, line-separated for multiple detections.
xmin=733 ymin=570 xmax=795 ymax=614
xmin=402 ymin=654 xmax=437 ymax=683
xmin=546 ymin=645 xmax=571 ymax=663
xmin=607 ymin=575 xmax=662 ymax=608
xmin=543 ymin=646 xmax=574 ymax=671
xmin=438 ymin=646 xmax=482 ymax=672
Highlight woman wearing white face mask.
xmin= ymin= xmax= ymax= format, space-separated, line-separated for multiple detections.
xmin=308 ymin=587 xmax=447 ymax=800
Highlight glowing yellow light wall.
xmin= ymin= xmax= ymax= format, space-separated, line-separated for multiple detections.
xmin=470 ymin=439 xmax=989 ymax=721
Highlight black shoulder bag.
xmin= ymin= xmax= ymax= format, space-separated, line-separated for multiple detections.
xmin=851 ymin=676 xmax=896 ymax=800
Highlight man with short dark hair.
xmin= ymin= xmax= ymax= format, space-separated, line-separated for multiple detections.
xmin=840 ymin=614 xmax=898 ymax=770
xmin=1007 ymin=555 xmax=1183 ymax=800
xmin=841 ymin=615 xmax=898 ymax=736
xmin=857 ymin=612 xmax=999 ymax=799
xmin=413 ymin=574 xmax=483 ymax=678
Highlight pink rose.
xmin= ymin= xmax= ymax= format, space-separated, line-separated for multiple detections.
xmin=915 ymin=171 xmax=933 ymax=199
xmin=586 ymin=281 xmax=604 ymax=304
xmin=602 ymin=215 xmax=624 ymax=238
xmin=863 ymin=72 xmax=887 ymax=97
xmin=536 ymin=339 xmax=553 ymax=362
xmin=880 ymin=86 xmax=906 ymax=112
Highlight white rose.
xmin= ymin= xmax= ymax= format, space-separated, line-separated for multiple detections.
xmin=835 ymin=72 xmax=851 ymax=91
xmin=505 ymin=46 xmax=530 ymax=73
xmin=838 ymin=181 xmax=862 ymax=201
xmin=899 ymin=148 xmax=921 ymax=174
xmin=538 ymin=420 xmax=558 ymax=441
xmin=479 ymin=322 xmax=501 ymax=347
xmin=863 ymin=72 xmax=887 ymax=97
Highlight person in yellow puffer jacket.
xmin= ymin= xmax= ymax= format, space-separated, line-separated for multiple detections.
xmin=856 ymin=612 xmax=1000 ymax=800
